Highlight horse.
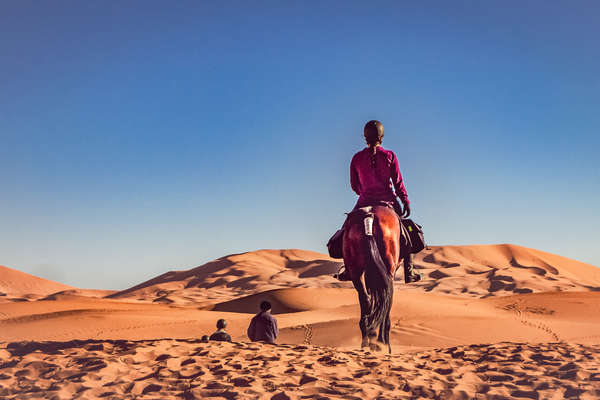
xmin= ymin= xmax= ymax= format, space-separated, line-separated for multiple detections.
xmin=342 ymin=204 xmax=401 ymax=353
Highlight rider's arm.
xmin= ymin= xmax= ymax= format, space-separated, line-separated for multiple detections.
xmin=350 ymin=156 xmax=361 ymax=195
xmin=390 ymin=152 xmax=409 ymax=204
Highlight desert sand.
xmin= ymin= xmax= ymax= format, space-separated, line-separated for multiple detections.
xmin=1 ymin=244 xmax=599 ymax=399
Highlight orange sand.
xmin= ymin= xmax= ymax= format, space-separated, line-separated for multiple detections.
xmin=1 ymin=244 xmax=599 ymax=399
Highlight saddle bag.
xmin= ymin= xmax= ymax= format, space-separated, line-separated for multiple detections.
xmin=327 ymin=229 xmax=344 ymax=259
xmin=402 ymin=218 xmax=426 ymax=254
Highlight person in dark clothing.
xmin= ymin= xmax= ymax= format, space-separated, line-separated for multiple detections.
xmin=247 ymin=301 xmax=279 ymax=343
xmin=209 ymin=319 xmax=232 ymax=342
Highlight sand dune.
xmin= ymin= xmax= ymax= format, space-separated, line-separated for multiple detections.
xmin=1 ymin=245 xmax=599 ymax=399
xmin=0 ymin=265 xmax=74 ymax=302
xmin=5 ymin=244 xmax=597 ymax=307
xmin=210 ymin=288 xmax=358 ymax=314
xmin=2 ymin=244 xmax=597 ymax=347
xmin=107 ymin=249 xmax=348 ymax=305
xmin=43 ymin=289 xmax=117 ymax=300
xmin=408 ymin=244 xmax=600 ymax=298
xmin=2 ymin=287 xmax=599 ymax=347
xmin=107 ymin=244 xmax=600 ymax=305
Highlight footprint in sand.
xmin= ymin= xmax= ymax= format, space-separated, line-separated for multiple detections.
xmin=433 ymin=367 xmax=453 ymax=375
xmin=486 ymin=373 xmax=514 ymax=382
xmin=231 ymin=376 xmax=255 ymax=387
xmin=74 ymin=357 xmax=108 ymax=372
xmin=178 ymin=367 xmax=205 ymax=380
xmin=155 ymin=353 xmax=171 ymax=362
xmin=299 ymin=373 xmax=318 ymax=385
xmin=227 ymin=362 xmax=243 ymax=370
xmin=498 ymin=367 xmax=527 ymax=377
xmin=141 ymin=383 xmax=162 ymax=395
xmin=353 ymin=369 xmax=371 ymax=378
xmin=362 ymin=360 xmax=380 ymax=368
xmin=510 ymin=389 xmax=539 ymax=399
xmin=209 ymin=365 xmax=231 ymax=376
xmin=181 ymin=358 xmax=195 ymax=366
xmin=270 ymin=392 xmax=291 ymax=400
xmin=204 ymin=381 xmax=233 ymax=390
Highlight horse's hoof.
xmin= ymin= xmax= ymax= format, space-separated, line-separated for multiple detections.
xmin=369 ymin=342 xmax=383 ymax=352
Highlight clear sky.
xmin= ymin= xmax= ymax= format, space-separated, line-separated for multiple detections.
xmin=2 ymin=1 xmax=599 ymax=290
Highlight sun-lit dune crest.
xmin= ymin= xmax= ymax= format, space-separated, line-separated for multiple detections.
xmin=410 ymin=243 xmax=600 ymax=298
xmin=42 ymin=289 xmax=117 ymax=301
xmin=0 ymin=265 xmax=74 ymax=301
xmin=106 ymin=244 xmax=600 ymax=305
xmin=106 ymin=249 xmax=347 ymax=304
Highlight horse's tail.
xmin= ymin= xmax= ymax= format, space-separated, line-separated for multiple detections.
xmin=363 ymin=215 xmax=394 ymax=336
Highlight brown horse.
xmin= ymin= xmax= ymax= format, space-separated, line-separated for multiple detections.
xmin=343 ymin=204 xmax=400 ymax=353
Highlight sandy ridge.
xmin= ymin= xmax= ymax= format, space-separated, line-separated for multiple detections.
xmin=0 ymin=265 xmax=74 ymax=302
xmin=0 ymin=339 xmax=598 ymax=399
xmin=103 ymin=245 xmax=600 ymax=305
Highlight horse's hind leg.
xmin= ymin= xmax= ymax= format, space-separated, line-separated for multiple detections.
xmin=374 ymin=302 xmax=392 ymax=353
xmin=352 ymin=276 xmax=370 ymax=349
xmin=384 ymin=309 xmax=392 ymax=354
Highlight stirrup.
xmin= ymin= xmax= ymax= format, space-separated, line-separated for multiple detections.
xmin=405 ymin=272 xmax=422 ymax=284
xmin=333 ymin=265 xmax=352 ymax=281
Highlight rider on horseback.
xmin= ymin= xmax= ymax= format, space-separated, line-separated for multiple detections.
xmin=337 ymin=120 xmax=421 ymax=283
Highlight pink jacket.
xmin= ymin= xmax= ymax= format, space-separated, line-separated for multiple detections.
xmin=350 ymin=146 xmax=409 ymax=206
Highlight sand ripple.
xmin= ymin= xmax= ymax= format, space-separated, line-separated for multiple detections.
xmin=1 ymin=339 xmax=598 ymax=399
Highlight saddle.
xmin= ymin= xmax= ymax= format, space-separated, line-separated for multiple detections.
xmin=345 ymin=202 xmax=391 ymax=225
xmin=327 ymin=202 xmax=420 ymax=260
xmin=327 ymin=204 xmax=387 ymax=259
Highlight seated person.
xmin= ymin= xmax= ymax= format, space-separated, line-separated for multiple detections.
xmin=247 ymin=301 xmax=278 ymax=343
xmin=209 ymin=319 xmax=232 ymax=342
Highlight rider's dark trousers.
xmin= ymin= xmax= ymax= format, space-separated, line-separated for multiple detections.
xmin=391 ymin=199 xmax=416 ymax=277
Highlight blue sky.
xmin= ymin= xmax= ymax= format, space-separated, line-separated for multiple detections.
xmin=1 ymin=1 xmax=599 ymax=289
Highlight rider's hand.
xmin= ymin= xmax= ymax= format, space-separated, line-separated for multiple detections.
xmin=402 ymin=202 xmax=411 ymax=218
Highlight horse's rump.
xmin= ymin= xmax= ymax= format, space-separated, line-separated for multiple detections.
xmin=343 ymin=205 xmax=401 ymax=277
xmin=343 ymin=205 xmax=400 ymax=347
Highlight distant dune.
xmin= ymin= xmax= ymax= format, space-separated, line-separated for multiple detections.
xmin=0 ymin=265 xmax=74 ymax=302
xmin=408 ymin=243 xmax=600 ymax=297
xmin=107 ymin=244 xmax=600 ymax=305
xmin=42 ymin=289 xmax=117 ymax=300
xmin=106 ymin=249 xmax=347 ymax=305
